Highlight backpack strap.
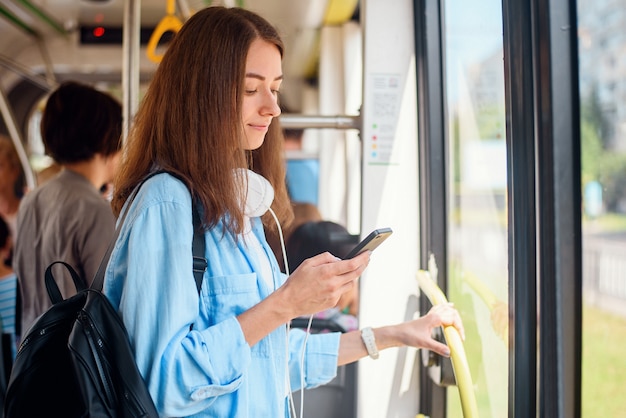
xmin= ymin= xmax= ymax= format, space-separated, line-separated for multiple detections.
xmin=45 ymin=261 xmax=88 ymax=305
xmin=92 ymin=171 xmax=207 ymax=295
xmin=191 ymin=201 xmax=207 ymax=294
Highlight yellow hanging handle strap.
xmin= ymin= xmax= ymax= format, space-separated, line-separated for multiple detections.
xmin=146 ymin=0 xmax=183 ymax=63
xmin=416 ymin=269 xmax=479 ymax=418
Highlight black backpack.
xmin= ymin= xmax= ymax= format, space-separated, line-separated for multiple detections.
xmin=4 ymin=174 xmax=206 ymax=417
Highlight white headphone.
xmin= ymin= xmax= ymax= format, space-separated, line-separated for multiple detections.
xmin=235 ymin=168 xmax=274 ymax=217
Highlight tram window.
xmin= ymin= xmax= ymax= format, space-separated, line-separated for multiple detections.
xmin=26 ymin=110 xmax=50 ymax=175
xmin=578 ymin=0 xmax=626 ymax=415
xmin=443 ymin=0 xmax=508 ymax=416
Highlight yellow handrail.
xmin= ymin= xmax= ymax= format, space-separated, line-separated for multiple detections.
xmin=146 ymin=0 xmax=183 ymax=63
xmin=416 ymin=269 xmax=479 ymax=418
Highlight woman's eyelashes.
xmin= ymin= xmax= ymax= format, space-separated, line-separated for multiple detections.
xmin=244 ymin=86 xmax=281 ymax=96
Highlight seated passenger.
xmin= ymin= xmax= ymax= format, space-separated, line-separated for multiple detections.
xmin=286 ymin=220 xmax=361 ymax=332
xmin=13 ymin=81 xmax=122 ymax=336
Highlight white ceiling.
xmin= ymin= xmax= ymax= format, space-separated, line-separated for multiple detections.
xmin=0 ymin=0 xmax=357 ymax=111
xmin=0 ymin=0 xmax=331 ymax=64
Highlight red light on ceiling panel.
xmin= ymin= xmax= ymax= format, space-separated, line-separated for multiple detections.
xmin=93 ymin=27 xmax=105 ymax=37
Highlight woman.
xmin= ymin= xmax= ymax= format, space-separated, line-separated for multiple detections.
xmin=105 ymin=7 xmax=464 ymax=417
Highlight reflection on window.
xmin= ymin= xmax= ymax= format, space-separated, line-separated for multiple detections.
xmin=444 ymin=1 xmax=507 ymax=417
xmin=578 ymin=0 xmax=626 ymax=416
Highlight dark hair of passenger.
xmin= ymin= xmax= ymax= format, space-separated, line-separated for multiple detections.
xmin=111 ymin=6 xmax=293 ymax=235
xmin=286 ymin=221 xmax=359 ymax=271
xmin=40 ymin=80 xmax=122 ymax=164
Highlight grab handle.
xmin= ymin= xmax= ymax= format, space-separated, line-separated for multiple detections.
xmin=146 ymin=0 xmax=183 ymax=63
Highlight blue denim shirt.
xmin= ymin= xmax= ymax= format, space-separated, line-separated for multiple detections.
xmin=103 ymin=173 xmax=340 ymax=417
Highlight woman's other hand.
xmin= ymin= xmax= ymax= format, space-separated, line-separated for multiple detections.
xmin=394 ymin=303 xmax=465 ymax=357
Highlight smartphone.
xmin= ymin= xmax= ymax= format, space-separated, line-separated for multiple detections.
xmin=344 ymin=227 xmax=393 ymax=259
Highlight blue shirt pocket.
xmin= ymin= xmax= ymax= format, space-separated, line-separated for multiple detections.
xmin=201 ymin=273 xmax=273 ymax=358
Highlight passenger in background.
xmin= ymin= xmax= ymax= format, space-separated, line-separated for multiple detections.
xmin=268 ymin=202 xmax=360 ymax=330
xmin=271 ymin=201 xmax=359 ymax=317
xmin=283 ymin=127 xmax=319 ymax=206
xmin=0 ymin=217 xmax=17 ymax=360
xmin=286 ymin=220 xmax=361 ymax=331
xmin=0 ymin=135 xmax=25 ymax=240
xmin=13 ymin=81 xmax=122 ymax=336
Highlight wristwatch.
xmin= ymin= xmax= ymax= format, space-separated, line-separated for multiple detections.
xmin=360 ymin=326 xmax=380 ymax=359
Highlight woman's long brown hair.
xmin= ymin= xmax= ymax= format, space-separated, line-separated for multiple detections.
xmin=112 ymin=6 xmax=293 ymax=234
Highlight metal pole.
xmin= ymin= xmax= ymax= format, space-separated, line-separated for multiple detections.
xmin=279 ymin=113 xmax=361 ymax=131
xmin=0 ymin=54 xmax=55 ymax=91
xmin=0 ymin=4 xmax=38 ymax=36
xmin=122 ymin=0 xmax=141 ymax=143
xmin=36 ymin=37 xmax=57 ymax=86
xmin=17 ymin=0 xmax=68 ymax=36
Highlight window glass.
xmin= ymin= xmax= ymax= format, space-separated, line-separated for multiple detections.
xmin=444 ymin=1 xmax=508 ymax=416
xmin=578 ymin=1 xmax=626 ymax=416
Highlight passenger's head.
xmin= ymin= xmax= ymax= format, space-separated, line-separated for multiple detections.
xmin=40 ymin=81 xmax=122 ymax=165
xmin=286 ymin=221 xmax=359 ymax=271
xmin=290 ymin=202 xmax=322 ymax=233
xmin=283 ymin=128 xmax=304 ymax=151
xmin=114 ymin=6 xmax=292 ymax=234
xmin=0 ymin=135 xmax=25 ymax=198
